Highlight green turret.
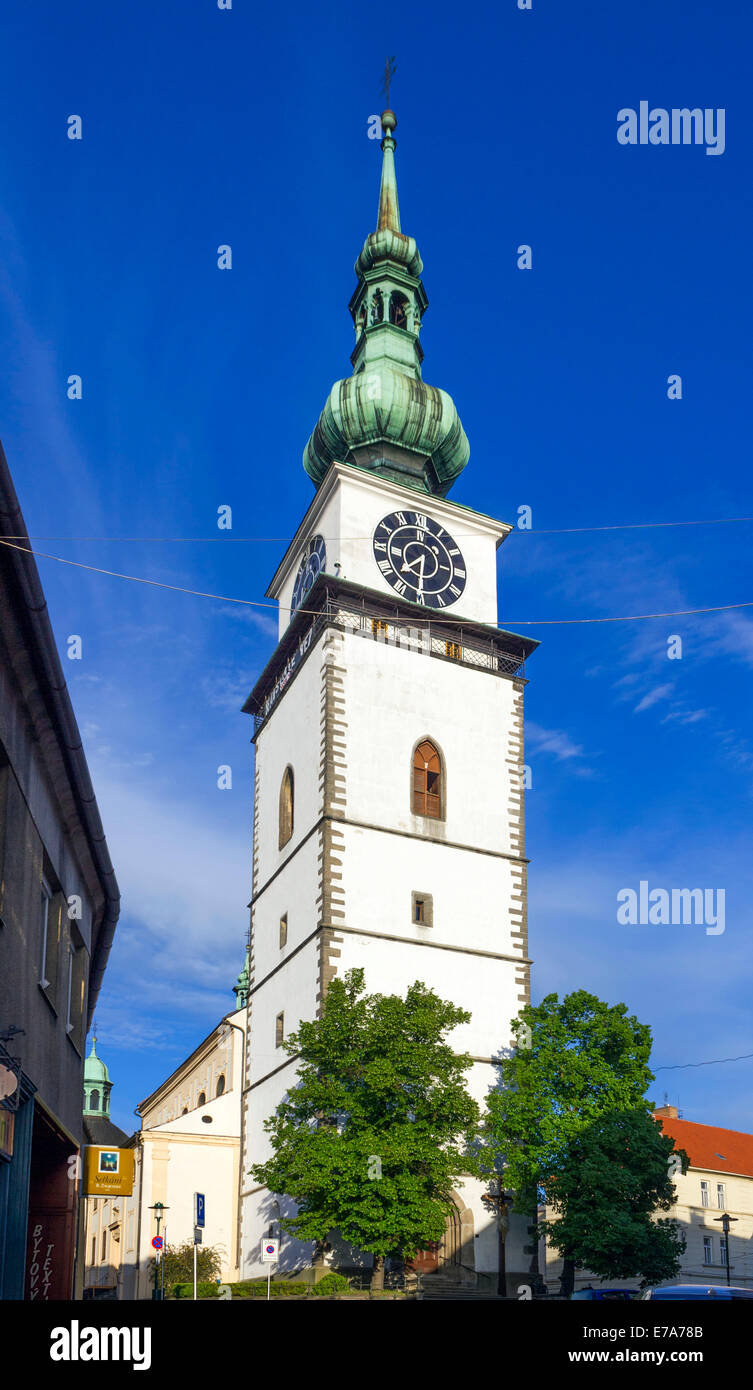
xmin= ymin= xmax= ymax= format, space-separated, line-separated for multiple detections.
xmin=303 ymin=110 xmax=470 ymax=497
xmin=233 ymin=946 xmax=250 ymax=1010
xmin=83 ymin=1036 xmax=112 ymax=1118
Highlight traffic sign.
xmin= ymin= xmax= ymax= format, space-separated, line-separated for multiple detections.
xmin=194 ymin=1227 xmax=203 ymax=1245
xmin=261 ymin=1238 xmax=279 ymax=1263
xmin=151 ymin=1236 xmax=164 ymax=1251
xmin=194 ymin=1192 xmax=205 ymax=1228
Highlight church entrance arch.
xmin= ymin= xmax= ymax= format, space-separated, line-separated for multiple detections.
xmin=409 ymin=1191 xmax=474 ymax=1278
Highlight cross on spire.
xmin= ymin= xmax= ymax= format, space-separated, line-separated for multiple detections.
xmin=381 ymin=56 xmax=396 ymax=110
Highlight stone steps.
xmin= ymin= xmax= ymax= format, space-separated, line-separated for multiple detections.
xmin=419 ymin=1283 xmax=502 ymax=1301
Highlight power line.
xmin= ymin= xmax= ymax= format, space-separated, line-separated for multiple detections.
xmin=2 ymin=513 xmax=753 ymax=543
xmin=1 ymin=536 xmax=751 ymax=627
xmin=524 ymin=516 xmax=753 ymax=535
xmin=655 ymin=1051 xmax=753 ymax=1072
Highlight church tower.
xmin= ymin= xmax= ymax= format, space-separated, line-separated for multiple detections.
xmin=239 ymin=109 xmax=538 ymax=1286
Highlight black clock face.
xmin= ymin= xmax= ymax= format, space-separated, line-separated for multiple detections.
xmin=292 ymin=534 xmax=326 ymax=612
xmin=373 ymin=510 xmax=467 ymax=608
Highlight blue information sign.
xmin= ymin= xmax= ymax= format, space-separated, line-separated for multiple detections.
xmin=194 ymin=1192 xmax=205 ymax=1228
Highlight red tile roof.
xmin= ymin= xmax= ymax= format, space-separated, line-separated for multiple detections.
xmin=654 ymin=1114 xmax=753 ymax=1178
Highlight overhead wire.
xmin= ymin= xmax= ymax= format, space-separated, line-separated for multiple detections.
xmin=0 ymin=536 xmax=751 ymax=627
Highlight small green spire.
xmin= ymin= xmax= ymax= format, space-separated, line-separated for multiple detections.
xmin=84 ymin=1034 xmax=112 ymax=1117
xmin=233 ymin=946 xmax=250 ymax=1010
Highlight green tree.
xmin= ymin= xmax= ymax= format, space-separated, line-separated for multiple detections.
xmin=484 ymin=991 xmax=654 ymax=1294
xmin=251 ymin=968 xmax=480 ymax=1290
xmin=540 ymin=1108 xmax=688 ymax=1289
xmin=150 ymin=1240 xmax=223 ymax=1298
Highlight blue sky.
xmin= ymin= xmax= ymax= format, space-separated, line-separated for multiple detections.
xmin=1 ymin=0 xmax=751 ymax=1134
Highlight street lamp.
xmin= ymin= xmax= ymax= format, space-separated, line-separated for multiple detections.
xmin=483 ymin=1179 xmax=514 ymax=1297
xmin=713 ymin=1212 xmax=738 ymax=1287
xmin=148 ymin=1202 xmax=170 ymax=1300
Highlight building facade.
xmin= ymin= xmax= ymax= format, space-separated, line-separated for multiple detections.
xmin=82 ymin=984 xmax=247 ymax=1299
xmin=542 ymin=1107 xmax=753 ymax=1294
xmin=239 ymin=110 xmax=537 ymax=1290
xmin=0 ymin=443 xmax=120 ymax=1300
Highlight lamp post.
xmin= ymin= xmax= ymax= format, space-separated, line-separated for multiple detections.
xmin=713 ymin=1212 xmax=738 ymax=1287
xmin=148 ymin=1202 xmax=170 ymax=1300
xmin=483 ymin=1179 xmax=514 ymax=1298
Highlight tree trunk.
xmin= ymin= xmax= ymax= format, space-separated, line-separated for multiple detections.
xmin=559 ymin=1256 xmax=575 ymax=1299
xmin=371 ymin=1254 xmax=385 ymax=1293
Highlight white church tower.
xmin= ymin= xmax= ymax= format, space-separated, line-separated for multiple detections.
xmin=239 ymin=108 xmax=538 ymax=1291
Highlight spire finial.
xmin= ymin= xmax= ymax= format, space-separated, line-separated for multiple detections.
xmin=381 ymin=55 xmax=396 ymax=110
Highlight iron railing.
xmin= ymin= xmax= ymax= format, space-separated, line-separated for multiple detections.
xmin=253 ymin=595 xmax=526 ymax=733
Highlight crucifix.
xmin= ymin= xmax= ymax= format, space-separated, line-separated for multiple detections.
xmin=381 ymin=55 xmax=396 ymax=109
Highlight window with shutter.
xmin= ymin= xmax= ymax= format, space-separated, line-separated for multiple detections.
xmin=412 ymin=740 xmax=443 ymax=819
xmin=279 ymin=766 xmax=294 ymax=848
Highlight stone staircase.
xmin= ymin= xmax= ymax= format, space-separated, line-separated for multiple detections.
xmin=418 ymin=1275 xmax=502 ymax=1301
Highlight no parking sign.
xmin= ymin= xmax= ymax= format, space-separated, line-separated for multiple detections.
xmin=261 ymin=1238 xmax=279 ymax=1263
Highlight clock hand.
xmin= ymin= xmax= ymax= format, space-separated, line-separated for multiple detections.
xmin=401 ymin=553 xmax=426 ymax=579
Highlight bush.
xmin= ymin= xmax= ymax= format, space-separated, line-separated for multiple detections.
xmin=173 ymin=1281 xmax=220 ymax=1300
xmin=311 ymin=1272 xmax=350 ymax=1298
xmin=150 ymin=1241 xmax=223 ymax=1298
xmin=218 ymin=1279 xmax=307 ymax=1299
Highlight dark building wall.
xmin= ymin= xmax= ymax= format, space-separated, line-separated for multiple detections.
xmin=0 ymin=441 xmax=120 ymax=1298
xmin=0 ymin=649 xmax=96 ymax=1141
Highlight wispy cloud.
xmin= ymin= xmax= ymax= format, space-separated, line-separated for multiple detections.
xmin=527 ymin=721 xmax=585 ymax=761
xmin=634 ymin=683 xmax=674 ymax=713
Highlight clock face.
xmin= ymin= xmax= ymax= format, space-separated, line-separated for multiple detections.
xmin=373 ymin=510 xmax=467 ymax=608
xmin=292 ymin=534 xmax=327 ymax=612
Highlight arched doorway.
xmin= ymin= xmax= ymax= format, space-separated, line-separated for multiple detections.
xmin=410 ymin=1192 xmax=474 ymax=1281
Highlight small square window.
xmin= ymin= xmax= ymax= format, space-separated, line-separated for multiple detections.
xmin=279 ymin=914 xmax=288 ymax=949
xmin=411 ymin=892 xmax=433 ymax=927
xmin=275 ymin=1012 xmax=285 ymax=1048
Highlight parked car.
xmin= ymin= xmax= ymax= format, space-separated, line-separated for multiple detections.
xmin=642 ymin=1284 xmax=753 ymax=1300
xmin=571 ymin=1287 xmax=637 ymax=1300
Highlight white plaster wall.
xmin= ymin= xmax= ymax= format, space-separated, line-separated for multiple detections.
xmin=145 ymin=1137 xmax=239 ymax=1282
xmin=341 ymin=826 xmax=522 ymax=958
xmin=341 ymin=629 xmax=522 ymax=855
xmin=335 ymin=934 xmax=521 ymax=1085
xmin=247 ymin=948 xmax=318 ymax=1088
xmin=273 ymin=464 xmax=505 ymax=636
xmin=250 ymin=835 xmax=320 ymax=993
xmin=255 ymin=653 xmax=322 ymax=887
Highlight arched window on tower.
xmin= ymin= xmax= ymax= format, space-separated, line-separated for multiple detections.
xmin=90 ymin=1089 xmax=100 ymax=1111
xmin=198 ymin=1092 xmax=206 ymax=1107
xmin=389 ymin=291 xmax=408 ymax=329
xmin=356 ymin=303 xmax=367 ymax=338
xmin=216 ymin=1075 xmax=226 ymax=1097
xmin=412 ymin=739 xmax=443 ymax=819
xmin=279 ymin=766 xmax=294 ymax=849
xmin=370 ymin=289 xmax=384 ymax=324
